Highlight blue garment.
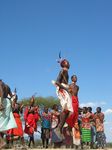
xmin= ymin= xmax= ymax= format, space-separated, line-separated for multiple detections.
xmin=41 ymin=113 xmax=51 ymax=129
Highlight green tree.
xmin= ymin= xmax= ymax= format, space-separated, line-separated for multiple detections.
xmin=20 ymin=96 xmax=60 ymax=108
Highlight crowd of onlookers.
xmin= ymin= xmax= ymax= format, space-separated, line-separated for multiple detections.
xmin=0 ymin=96 xmax=106 ymax=149
xmin=39 ymin=105 xmax=106 ymax=149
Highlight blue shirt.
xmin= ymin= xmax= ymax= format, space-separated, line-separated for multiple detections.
xmin=41 ymin=112 xmax=51 ymax=129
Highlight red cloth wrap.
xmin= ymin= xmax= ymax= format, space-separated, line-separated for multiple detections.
xmin=7 ymin=113 xmax=23 ymax=136
xmin=66 ymin=96 xmax=79 ymax=127
xmin=24 ymin=107 xmax=40 ymax=135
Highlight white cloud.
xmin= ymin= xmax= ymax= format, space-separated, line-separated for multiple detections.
xmin=80 ymin=102 xmax=96 ymax=108
xmin=104 ymin=109 xmax=112 ymax=115
xmin=100 ymin=102 xmax=107 ymax=105
xmin=104 ymin=123 xmax=112 ymax=142
xmin=80 ymin=101 xmax=106 ymax=108
xmin=104 ymin=121 xmax=112 ymax=125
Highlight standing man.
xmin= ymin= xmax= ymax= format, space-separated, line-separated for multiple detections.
xmin=41 ymin=107 xmax=51 ymax=149
xmin=94 ymin=107 xmax=106 ymax=149
xmin=66 ymin=75 xmax=79 ymax=127
xmin=67 ymin=75 xmax=80 ymax=148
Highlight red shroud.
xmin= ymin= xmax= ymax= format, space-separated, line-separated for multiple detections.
xmin=24 ymin=107 xmax=40 ymax=135
xmin=7 ymin=113 xmax=23 ymax=136
xmin=24 ymin=113 xmax=35 ymax=135
xmin=66 ymin=96 xmax=79 ymax=128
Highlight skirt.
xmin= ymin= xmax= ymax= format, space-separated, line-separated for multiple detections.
xmin=81 ymin=128 xmax=91 ymax=142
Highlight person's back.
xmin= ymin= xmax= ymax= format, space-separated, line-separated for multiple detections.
xmin=0 ymin=80 xmax=6 ymax=110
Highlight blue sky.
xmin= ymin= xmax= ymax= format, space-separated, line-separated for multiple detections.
xmin=0 ymin=0 xmax=112 ymax=142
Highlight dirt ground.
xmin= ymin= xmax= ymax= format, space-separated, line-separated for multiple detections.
xmin=1 ymin=147 xmax=112 ymax=150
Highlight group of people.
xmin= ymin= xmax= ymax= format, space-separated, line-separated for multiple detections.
xmin=0 ymin=57 xmax=106 ymax=149
xmin=40 ymin=105 xmax=106 ymax=149
xmin=51 ymin=57 xmax=106 ymax=149
xmin=0 ymin=80 xmax=41 ymax=149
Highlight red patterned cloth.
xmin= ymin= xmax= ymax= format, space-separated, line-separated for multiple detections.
xmin=94 ymin=112 xmax=104 ymax=132
xmin=66 ymin=96 xmax=79 ymax=127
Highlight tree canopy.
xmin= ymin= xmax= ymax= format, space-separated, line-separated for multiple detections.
xmin=20 ymin=96 xmax=60 ymax=108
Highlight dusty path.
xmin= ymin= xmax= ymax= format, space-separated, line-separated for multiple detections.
xmin=1 ymin=148 xmax=112 ymax=150
xmin=2 ymin=148 xmax=112 ymax=150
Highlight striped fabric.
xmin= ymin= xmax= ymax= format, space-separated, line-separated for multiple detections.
xmin=81 ymin=128 xmax=91 ymax=142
